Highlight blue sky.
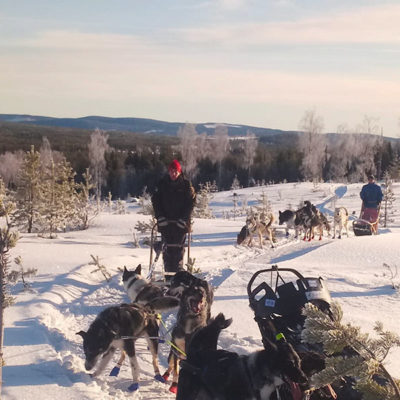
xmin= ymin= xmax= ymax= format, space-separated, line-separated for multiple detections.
xmin=1 ymin=0 xmax=399 ymax=136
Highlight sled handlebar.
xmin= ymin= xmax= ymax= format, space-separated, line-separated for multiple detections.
xmin=247 ymin=265 xmax=309 ymax=299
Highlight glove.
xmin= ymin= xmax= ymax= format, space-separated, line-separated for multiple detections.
xmin=157 ymin=216 xmax=168 ymax=227
xmin=176 ymin=219 xmax=187 ymax=230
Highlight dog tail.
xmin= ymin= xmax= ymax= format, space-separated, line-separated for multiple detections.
xmin=146 ymin=296 xmax=180 ymax=312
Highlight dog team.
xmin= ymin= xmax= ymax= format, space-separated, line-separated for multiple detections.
xmin=237 ymin=201 xmax=350 ymax=248
xmin=77 ymin=264 xmax=313 ymax=399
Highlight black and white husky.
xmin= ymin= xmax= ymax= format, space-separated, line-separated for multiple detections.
xmin=122 ymin=264 xmax=166 ymax=306
xmin=278 ymin=209 xmax=300 ymax=238
xmin=77 ymin=302 xmax=178 ymax=392
xmin=177 ymin=313 xmax=308 ymax=400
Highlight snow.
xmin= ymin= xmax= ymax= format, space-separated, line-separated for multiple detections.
xmin=2 ymin=182 xmax=400 ymax=400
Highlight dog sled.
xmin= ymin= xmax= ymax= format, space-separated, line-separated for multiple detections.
xmin=247 ymin=265 xmax=332 ymax=349
xmin=247 ymin=266 xmax=347 ymax=399
xmin=352 ymin=205 xmax=380 ymax=236
xmin=148 ymin=220 xmax=192 ymax=282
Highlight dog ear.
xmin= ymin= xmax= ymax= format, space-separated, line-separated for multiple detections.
xmin=123 ymin=266 xmax=128 ymax=273
xmin=76 ymin=330 xmax=87 ymax=339
xmin=135 ymin=264 xmax=142 ymax=274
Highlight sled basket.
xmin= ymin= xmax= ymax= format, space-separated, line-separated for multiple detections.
xmin=247 ymin=265 xmax=332 ymax=320
xmin=352 ymin=219 xmax=373 ymax=236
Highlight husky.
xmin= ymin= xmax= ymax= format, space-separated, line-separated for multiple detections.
xmin=76 ymin=302 xmax=178 ymax=392
xmin=333 ymin=207 xmax=349 ymax=239
xmin=116 ymin=265 xmax=179 ymax=375
xmin=177 ymin=313 xmax=308 ymax=400
xmin=237 ymin=211 xmax=275 ymax=248
xmin=163 ymin=279 xmax=213 ymax=394
xmin=295 ymin=201 xmax=329 ymax=241
xmin=278 ymin=209 xmax=300 ymax=238
xmin=122 ymin=264 xmax=167 ymax=306
xmin=167 ymin=270 xmax=214 ymax=320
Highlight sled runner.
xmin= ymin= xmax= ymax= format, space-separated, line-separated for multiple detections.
xmin=148 ymin=220 xmax=192 ymax=282
xmin=352 ymin=205 xmax=380 ymax=236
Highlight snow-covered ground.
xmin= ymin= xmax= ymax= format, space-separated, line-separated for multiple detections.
xmin=2 ymin=182 xmax=400 ymax=400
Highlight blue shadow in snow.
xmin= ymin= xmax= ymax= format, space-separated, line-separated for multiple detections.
xmin=191 ymin=232 xmax=237 ymax=247
xmin=214 ymin=294 xmax=248 ymax=301
xmin=3 ymin=361 xmax=87 ymax=387
xmin=270 ymin=242 xmax=330 ymax=264
xmin=331 ymin=285 xmax=394 ymax=298
xmin=208 ymin=268 xmax=236 ymax=288
xmin=4 ymin=319 xmax=47 ymax=346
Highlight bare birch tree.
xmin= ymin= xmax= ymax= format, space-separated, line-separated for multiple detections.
xmin=88 ymin=129 xmax=110 ymax=204
xmin=177 ymin=123 xmax=208 ymax=180
xmin=298 ymin=110 xmax=326 ymax=181
xmin=243 ymin=130 xmax=258 ymax=185
xmin=0 ymin=151 xmax=24 ymax=189
xmin=210 ymin=125 xmax=230 ymax=187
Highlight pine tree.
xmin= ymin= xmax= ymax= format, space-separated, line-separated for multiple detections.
xmin=14 ymin=146 xmax=42 ymax=233
xmin=75 ymin=169 xmax=97 ymax=230
xmin=193 ymin=182 xmax=214 ymax=218
xmin=302 ymin=302 xmax=400 ymax=399
xmin=257 ymin=190 xmax=272 ymax=214
xmin=381 ymin=171 xmax=396 ymax=228
xmin=0 ymin=178 xmax=19 ymax=393
xmin=38 ymin=159 xmax=77 ymax=238
xmin=230 ymin=175 xmax=240 ymax=191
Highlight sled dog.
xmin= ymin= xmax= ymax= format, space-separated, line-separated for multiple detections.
xmin=333 ymin=207 xmax=349 ymax=239
xmin=167 ymin=270 xmax=214 ymax=319
xmin=122 ymin=264 xmax=177 ymax=308
xmin=278 ymin=209 xmax=300 ymax=238
xmin=237 ymin=212 xmax=275 ymax=248
xmin=295 ymin=201 xmax=330 ymax=241
xmin=177 ymin=313 xmax=308 ymax=400
xmin=77 ymin=302 xmax=177 ymax=392
xmin=163 ymin=278 xmax=213 ymax=393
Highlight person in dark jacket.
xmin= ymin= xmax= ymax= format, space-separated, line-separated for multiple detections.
xmin=151 ymin=160 xmax=196 ymax=278
xmin=360 ymin=174 xmax=383 ymax=232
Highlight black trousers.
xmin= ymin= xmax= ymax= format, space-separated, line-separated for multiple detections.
xmin=161 ymin=224 xmax=187 ymax=275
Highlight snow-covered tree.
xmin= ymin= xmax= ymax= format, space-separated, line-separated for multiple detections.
xmin=210 ymin=125 xmax=230 ymax=186
xmin=0 ymin=151 xmax=24 ymax=189
xmin=302 ymin=302 xmax=400 ymax=399
xmin=177 ymin=124 xmax=208 ymax=180
xmin=298 ymin=110 xmax=326 ymax=181
xmin=193 ymin=182 xmax=214 ymax=219
xmin=0 ymin=178 xmax=19 ymax=392
xmin=88 ymin=129 xmax=110 ymax=205
xmin=381 ymin=171 xmax=396 ymax=228
xmin=14 ymin=146 xmax=42 ymax=233
xmin=257 ymin=190 xmax=272 ymax=213
xmin=38 ymin=159 xmax=77 ymax=237
xmin=243 ymin=130 xmax=258 ymax=184
xmin=75 ymin=169 xmax=97 ymax=230
xmin=230 ymin=175 xmax=240 ymax=190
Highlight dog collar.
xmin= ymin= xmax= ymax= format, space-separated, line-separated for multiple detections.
xmin=276 ymin=332 xmax=285 ymax=341
xmin=127 ymin=276 xmax=140 ymax=290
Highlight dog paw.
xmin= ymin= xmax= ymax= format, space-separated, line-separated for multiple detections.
xmin=154 ymin=374 xmax=166 ymax=383
xmin=109 ymin=366 xmax=120 ymax=377
xmin=162 ymin=371 xmax=170 ymax=382
xmin=169 ymin=382 xmax=178 ymax=394
xmin=128 ymin=382 xmax=139 ymax=392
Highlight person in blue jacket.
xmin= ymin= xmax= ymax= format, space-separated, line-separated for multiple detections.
xmin=360 ymin=174 xmax=383 ymax=233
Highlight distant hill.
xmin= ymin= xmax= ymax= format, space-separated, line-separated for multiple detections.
xmin=0 ymin=113 xmax=297 ymax=138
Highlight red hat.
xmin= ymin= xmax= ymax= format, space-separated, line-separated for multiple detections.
xmin=168 ymin=159 xmax=182 ymax=173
